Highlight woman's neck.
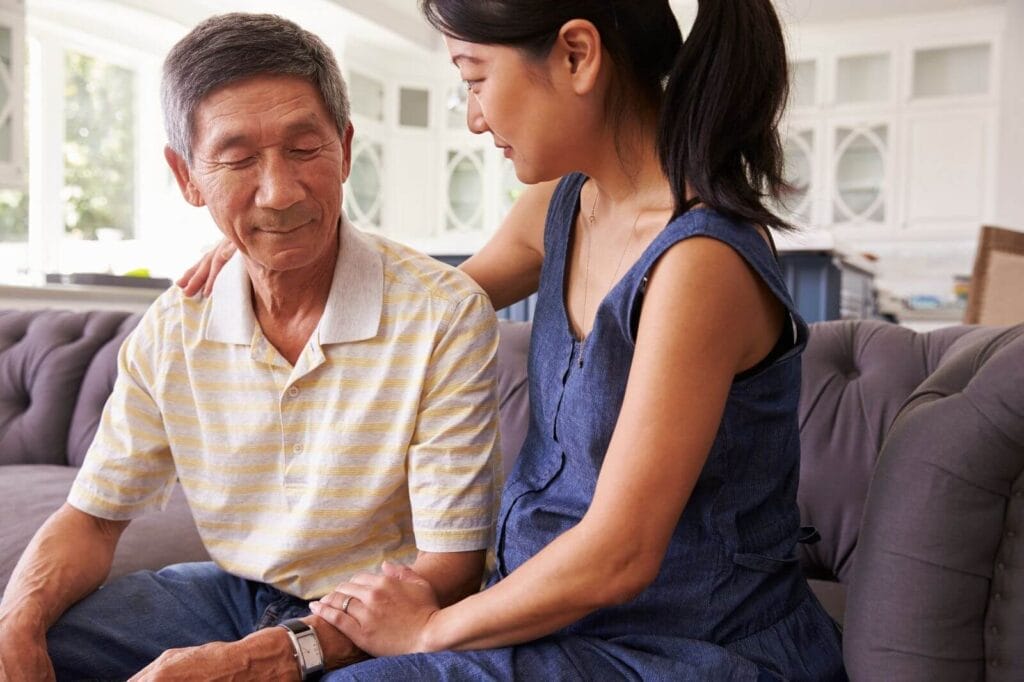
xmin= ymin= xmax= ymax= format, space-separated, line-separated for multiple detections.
xmin=578 ymin=113 xmax=675 ymax=214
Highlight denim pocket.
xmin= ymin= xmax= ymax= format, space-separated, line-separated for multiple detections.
xmin=495 ymin=449 xmax=566 ymax=577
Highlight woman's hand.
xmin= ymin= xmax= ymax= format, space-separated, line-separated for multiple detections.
xmin=309 ymin=562 xmax=441 ymax=657
xmin=176 ymin=239 xmax=236 ymax=298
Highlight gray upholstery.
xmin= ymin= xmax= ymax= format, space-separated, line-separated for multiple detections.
xmin=844 ymin=325 xmax=1024 ymax=681
xmin=0 ymin=465 xmax=207 ymax=591
xmin=0 ymin=310 xmax=135 ymax=467
xmin=494 ymin=321 xmax=530 ymax=480
xmin=796 ymin=321 xmax=985 ymax=586
xmin=0 ymin=309 xmax=209 ymax=593
xmin=2 ymin=308 xmax=1022 ymax=682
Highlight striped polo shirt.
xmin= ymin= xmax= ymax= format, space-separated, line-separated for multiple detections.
xmin=69 ymin=218 xmax=501 ymax=599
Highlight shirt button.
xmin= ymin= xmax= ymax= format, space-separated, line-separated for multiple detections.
xmin=292 ymin=443 xmax=303 ymax=454
xmin=288 ymin=386 xmax=300 ymax=397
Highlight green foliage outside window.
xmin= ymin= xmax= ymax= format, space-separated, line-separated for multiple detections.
xmin=0 ymin=189 xmax=27 ymax=240
xmin=63 ymin=51 xmax=135 ymax=239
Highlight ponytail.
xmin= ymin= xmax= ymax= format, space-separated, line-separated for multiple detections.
xmin=658 ymin=0 xmax=792 ymax=230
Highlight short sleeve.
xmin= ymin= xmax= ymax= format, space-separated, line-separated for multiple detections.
xmin=406 ymin=293 xmax=500 ymax=552
xmin=67 ymin=308 xmax=177 ymax=521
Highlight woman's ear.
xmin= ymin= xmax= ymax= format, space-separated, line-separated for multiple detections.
xmin=554 ymin=19 xmax=603 ymax=95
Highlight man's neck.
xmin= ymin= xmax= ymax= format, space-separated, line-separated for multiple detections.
xmin=247 ymin=246 xmax=338 ymax=366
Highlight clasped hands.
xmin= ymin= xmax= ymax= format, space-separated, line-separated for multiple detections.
xmin=310 ymin=560 xmax=442 ymax=657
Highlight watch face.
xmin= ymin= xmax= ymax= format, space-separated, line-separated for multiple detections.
xmin=298 ymin=632 xmax=322 ymax=665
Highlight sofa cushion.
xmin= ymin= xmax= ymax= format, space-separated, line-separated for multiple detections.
xmin=796 ymin=320 xmax=979 ymax=585
xmin=0 ymin=465 xmax=208 ymax=594
xmin=844 ymin=324 xmax=1024 ymax=680
xmin=0 ymin=311 xmax=134 ymax=466
xmin=67 ymin=313 xmax=142 ymax=468
xmin=495 ymin=321 xmax=530 ymax=480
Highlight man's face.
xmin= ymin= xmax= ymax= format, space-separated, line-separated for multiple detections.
xmin=167 ymin=74 xmax=353 ymax=276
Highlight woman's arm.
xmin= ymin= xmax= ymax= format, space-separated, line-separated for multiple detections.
xmin=312 ymin=236 xmax=785 ymax=655
xmin=457 ymin=180 xmax=553 ymax=309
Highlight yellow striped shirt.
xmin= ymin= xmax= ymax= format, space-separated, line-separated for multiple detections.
xmin=69 ymin=218 xmax=501 ymax=599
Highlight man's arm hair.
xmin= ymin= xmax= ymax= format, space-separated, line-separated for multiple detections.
xmin=0 ymin=504 xmax=127 ymax=637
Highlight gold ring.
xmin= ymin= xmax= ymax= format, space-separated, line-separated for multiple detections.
xmin=341 ymin=594 xmax=354 ymax=614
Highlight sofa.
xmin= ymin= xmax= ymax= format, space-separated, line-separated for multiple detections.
xmin=1 ymin=308 xmax=1022 ymax=680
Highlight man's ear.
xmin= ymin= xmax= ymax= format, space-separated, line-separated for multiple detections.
xmin=164 ymin=145 xmax=205 ymax=207
xmin=339 ymin=123 xmax=355 ymax=184
xmin=555 ymin=19 xmax=603 ymax=96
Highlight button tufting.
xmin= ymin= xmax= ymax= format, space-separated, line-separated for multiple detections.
xmin=997 ymin=562 xmax=1006 ymax=571
xmin=990 ymin=626 xmax=999 ymax=635
xmin=994 ymin=592 xmax=1003 ymax=601
xmin=1007 ymin=530 xmax=1017 ymax=539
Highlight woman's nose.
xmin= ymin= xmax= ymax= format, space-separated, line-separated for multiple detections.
xmin=466 ymin=93 xmax=488 ymax=135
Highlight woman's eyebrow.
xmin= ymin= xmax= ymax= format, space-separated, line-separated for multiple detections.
xmin=451 ymin=54 xmax=483 ymax=67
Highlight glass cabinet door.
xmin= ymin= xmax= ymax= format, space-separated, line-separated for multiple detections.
xmin=782 ymin=129 xmax=814 ymax=226
xmin=833 ymin=125 xmax=888 ymax=223
xmin=346 ymin=140 xmax=383 ymax=230
xmin=445 ymin=149 xmax=484 ymax=232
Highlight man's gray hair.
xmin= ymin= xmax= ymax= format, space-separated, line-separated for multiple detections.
xmin=161 ymin=13 xmax=351 ymax=165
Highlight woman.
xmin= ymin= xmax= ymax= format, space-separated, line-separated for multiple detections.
xmin=182 ymin=1 xmax=846 ymax=678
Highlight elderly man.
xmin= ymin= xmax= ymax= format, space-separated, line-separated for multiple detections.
xmin=0 ymin=13 xmax=500 ymax=681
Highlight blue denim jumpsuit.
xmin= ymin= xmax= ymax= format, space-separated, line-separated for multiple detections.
xmin=329 ymin=173 xmax=846 ymax=680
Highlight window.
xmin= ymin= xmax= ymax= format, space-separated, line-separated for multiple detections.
xmin=63 ymin=51 xmax=135 ymax=241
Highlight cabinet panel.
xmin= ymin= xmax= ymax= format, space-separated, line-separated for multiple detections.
xmin=905 ymin=113 xmax=987 ymax=223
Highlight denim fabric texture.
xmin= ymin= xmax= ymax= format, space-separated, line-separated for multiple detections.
xmin=328 ymin=174 xmax=846 ymax=680
xmin=47 ymin=562 xmax=310 ymax=681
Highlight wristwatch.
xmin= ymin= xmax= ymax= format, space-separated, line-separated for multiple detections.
xmin=277 ymin=618 xmax=325 ymax=679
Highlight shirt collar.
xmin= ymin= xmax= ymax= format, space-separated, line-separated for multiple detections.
xmin=204 ymin=216 xmax=383 ymax=346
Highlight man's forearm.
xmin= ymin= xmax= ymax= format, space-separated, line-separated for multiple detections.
xmin=412 ymin=550 xmax=486 ymax=607
xmin=0 ymin=503 xmax=125 ymax=633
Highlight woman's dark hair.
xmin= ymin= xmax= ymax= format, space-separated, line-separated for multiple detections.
xmin=420 ymin=0 xmax=792 ymax=230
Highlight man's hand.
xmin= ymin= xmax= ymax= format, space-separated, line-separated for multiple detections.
xmin=127 ymin=616 xmax=365 ymax=681
xmin=0 ymin=620 xmax=55 ymax=682
xmin=128 ymin=639 xmax=290 ymax=682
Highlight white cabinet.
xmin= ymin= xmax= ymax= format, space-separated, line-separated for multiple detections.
xmin=0 ymin=0 xmax=25 ymax=188
xmin=341 ymin=51 xmax=522 ymax=255
xmin=780 ymin=8 xmax=1004 ymax=299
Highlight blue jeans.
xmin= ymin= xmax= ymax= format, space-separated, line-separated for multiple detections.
xmin=46 ymin=562 xmax=310 ymax=681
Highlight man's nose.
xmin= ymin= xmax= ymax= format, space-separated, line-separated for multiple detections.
xmin=254 ymin=155 xmax=305 ymax=210
xmin=466 ymin=93 xmax=488 ymax=135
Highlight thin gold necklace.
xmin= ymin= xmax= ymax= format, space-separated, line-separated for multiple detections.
xmin=578 ymin=188 xmax=642 ymax=368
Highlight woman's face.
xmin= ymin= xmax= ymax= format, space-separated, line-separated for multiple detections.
xmin=446 ymin=36 xmax=588 ymax=184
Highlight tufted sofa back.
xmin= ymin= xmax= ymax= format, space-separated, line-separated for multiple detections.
xmin=842 ymin=324 xmax=1024 ymax=680
xmin=0 ymin=310 xmax=141 ymax=467
xmin=796 ymin=321 xmax=989 ymax=584
xmin=795 ymin=320 xmax=1024 ymax=680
